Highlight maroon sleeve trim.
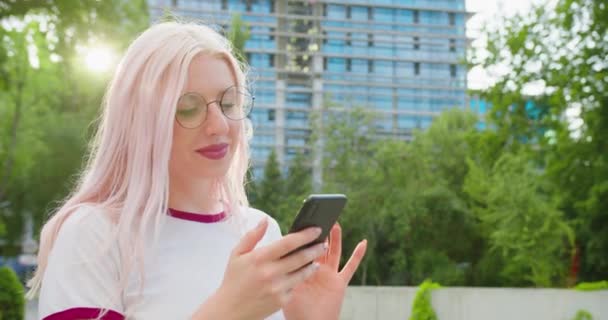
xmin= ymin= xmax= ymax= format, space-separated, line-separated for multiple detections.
xmin=43 ymin=307 xmax=125 ymax=320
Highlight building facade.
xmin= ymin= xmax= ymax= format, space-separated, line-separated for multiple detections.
xmin=148 ymin=0 xmax=470 ymax=187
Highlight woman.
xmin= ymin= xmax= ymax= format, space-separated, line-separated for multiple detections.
xmin=27 ymin=22 xmax=367 ymax=320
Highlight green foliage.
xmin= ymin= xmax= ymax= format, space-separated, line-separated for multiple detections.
xmin=464 ymin=152 xmax=574 ymax=286
xmin=469 ymin=0 xmax=608 ymax=282
xmin=574 ymin=281 xmax=608 ymax=291
xmin=253 ymin=150 xmax=285 ymax=222
xmin=227 ymin=13 xmax=250 ymax=64
xmin=411 ymin=250 xmax=465 ymax=286
xmin=277 ymin=151 xmax=312 ymax=234
xmin=409 ymin=279 xmax=441 ymax=320
xmin=249 ymin=104 xmax=574 ymax=287
xmin=571 ymin=310 xmax=593 ymax=320
xmin=0 ymin=0 xmax=149 ymax=248
xmin=0 ymin=267 xmax=25 ymax=320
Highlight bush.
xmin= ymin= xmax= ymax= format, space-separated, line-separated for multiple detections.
xmin=409 ymin=279 xmax=441 ymax=320
xmin=572 ymin=309 xmax=593 ymax=320
xmin=575 ymin=281 xmax=608 ymax=291
xmin=411 ymin=250 xmax=465 ymax=286
xmin=0 ymin=266 xmax=25 ymax=320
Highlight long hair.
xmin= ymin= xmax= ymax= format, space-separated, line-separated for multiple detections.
xmin=26 ymin=22 xmax=253 ymax=302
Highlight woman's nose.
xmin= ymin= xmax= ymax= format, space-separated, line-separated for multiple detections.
xmin=203 ymin=102 xmax=229 ymax=136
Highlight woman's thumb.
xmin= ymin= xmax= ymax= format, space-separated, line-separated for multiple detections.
xmin=233 ymin=218 xmax=268 ymax=255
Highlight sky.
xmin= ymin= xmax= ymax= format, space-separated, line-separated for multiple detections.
xmin=465 ymin=0 xmax=546 ymax=89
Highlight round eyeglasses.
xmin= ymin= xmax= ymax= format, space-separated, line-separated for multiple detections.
xmin=175 ymin=85 xmax=254 ymax=129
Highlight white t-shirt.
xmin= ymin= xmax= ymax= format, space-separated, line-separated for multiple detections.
xmin=38 ymin=205 xmax=286 ymax=320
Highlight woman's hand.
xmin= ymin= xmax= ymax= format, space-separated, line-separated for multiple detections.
xmin=283 ymin=223 xmax=367 ymax=320
xmin=192 ymin=218 xmax=327 ymax=320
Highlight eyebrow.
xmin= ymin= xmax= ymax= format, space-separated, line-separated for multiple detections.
xmin=184 ymin=85 xmax=236 ymax=99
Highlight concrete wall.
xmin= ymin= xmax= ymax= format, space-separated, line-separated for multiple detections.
xmin=340 ymin=286 xmax=608 ymax=320
xmin=26 ymin=287 xmax=608 ymax=320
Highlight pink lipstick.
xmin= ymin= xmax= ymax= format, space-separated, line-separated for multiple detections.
xmin=196 ymin=143 xmax=228 ymax=160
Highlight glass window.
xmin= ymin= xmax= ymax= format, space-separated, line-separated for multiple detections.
xmin=286 ymin=111 xmax=309 ymax=127
xmin=287 ymin=92 xmax=312 ymax=109
xmin=327 ymin=58 xmax=345 ymax=72
xmin=375 ymin=60 xmax=392 ymax=75
xmin=287 ymin=137 xmax=306 ymax=147
xmin=397 ymin=9 xmax=413 ymax=24
xmin=396 ymin=62 xmax=413 ymax=77
xmin=352 ymin=59 xmax=367 ymax=73
xmin=397 ymin=98 xmax=416 ymax=111
xmin=373 ymin=8 xmax=393 ymax=22
xmin=421 ymin=11 xmax=447 ymax=25
xmin=351 ymin=6 xmax=368 ymax=21
xmin=398 ymin=116 xmax=417 ymax=129
xmin=250 ymin=0 xmax=271 ymax=12
xmin=327 ymin=4 xmax=345 ymax=19
xmin=420 ymin=116 xmax=433 ymax=129
xmin=371 ymin=95 xmax=392 ymax=111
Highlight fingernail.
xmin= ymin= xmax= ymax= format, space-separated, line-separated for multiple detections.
xmin=312 ymin=227 xmax=322 ymax=237
xmin=323 ymin=242 xmax=328 ymax=250
xmin=312 ymin=262 xmax=320 ymax=270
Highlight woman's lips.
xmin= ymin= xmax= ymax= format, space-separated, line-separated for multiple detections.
xmin=196 ymin=143 xmax=228 ymax=160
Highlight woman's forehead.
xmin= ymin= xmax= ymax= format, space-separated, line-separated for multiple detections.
xmin=185 ymin=55 xmax=236 ymax=96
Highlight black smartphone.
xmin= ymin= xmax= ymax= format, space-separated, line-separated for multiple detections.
xmin=285 ymin=194 xmax=347 ymax=256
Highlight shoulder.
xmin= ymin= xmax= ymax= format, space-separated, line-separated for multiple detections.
xmin=39 ymin=205 xmax=123 ymax=318
xmin=51 ymin=204 xmax=118 ymax=262
xmin=57 ymin=205 xmax=115 ymax=244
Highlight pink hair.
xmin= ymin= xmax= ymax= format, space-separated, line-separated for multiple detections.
xmin=26 ymin=22 xmax=253 ymax=307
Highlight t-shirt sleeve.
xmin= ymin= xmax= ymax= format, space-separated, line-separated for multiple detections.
xmin=38 ymin=206 xmax=125 ymax=320
xmin=266 ymin=216 xmax=284 ymax=242
xmin=245 ymin=207 xmax=284 ymax=245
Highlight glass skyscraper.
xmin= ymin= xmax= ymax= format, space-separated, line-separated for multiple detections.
xmin=148 ymin=0 xmax=470 ymax=187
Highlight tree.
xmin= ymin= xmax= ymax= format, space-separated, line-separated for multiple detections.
xmin=254 ymin=150 xmax=285 ymax=222
xmin=277 ymin=151 xmax=312 ymax=234
xmin=315 ymin=106 xmax=479 ymax=286
xmin=0 ymin=1 xmax=149 ymax=250
xmin=464 ymin=152 xmax=574 ymax=287
xmin=226 ymin=13 xmax=250 ymax=64
xmin=469 ymin=0 xmax=608 ymax=281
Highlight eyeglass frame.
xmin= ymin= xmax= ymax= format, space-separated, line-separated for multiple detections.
xmin=175 ymin=85 xmax=255 ymax=129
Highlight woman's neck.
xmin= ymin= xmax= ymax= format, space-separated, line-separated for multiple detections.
xmin=168 ymin=177 xmax=224 ymax=214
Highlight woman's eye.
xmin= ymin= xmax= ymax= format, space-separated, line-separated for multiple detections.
xmin=221 ymin=103 xmax=235 ymax=109
xmin=177 ymin=107 xmax=199 ymax=118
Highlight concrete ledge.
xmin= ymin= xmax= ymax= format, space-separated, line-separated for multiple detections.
xmin=341 ymin=286 xmax=608 ymax=320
